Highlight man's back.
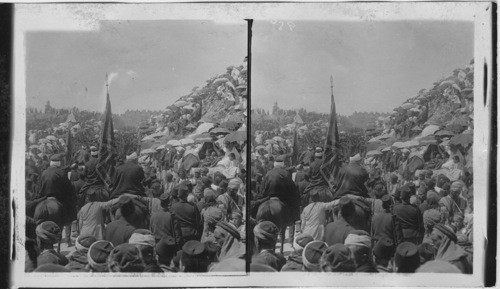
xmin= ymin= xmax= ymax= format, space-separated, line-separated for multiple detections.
xmin=105 ymin=218 xmax=136 ymax=246
xmin=170 ymin=201 xmax=201 ymax=241
xmin=111 ymin=162 xmax=146 ymax=198
xmin=324 ymin=219 xmax=354 ymax=246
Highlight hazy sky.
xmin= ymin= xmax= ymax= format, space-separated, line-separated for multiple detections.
xmin=252 ymin=20 xmax=474 ymax=115
xmin=26 ymin=20 xmax=247 ymax=114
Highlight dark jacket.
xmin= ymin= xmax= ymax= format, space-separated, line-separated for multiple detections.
xmin=170 ymin=200 xmax=202 ymax=242
xmin=324 ymin=219 xmax=354 ymax=246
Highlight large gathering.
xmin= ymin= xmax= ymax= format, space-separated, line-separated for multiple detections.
xmin=248 ymin=61 xmax=474 ymax=273
xmin=24 ymin=61 xmax=248 ymax=273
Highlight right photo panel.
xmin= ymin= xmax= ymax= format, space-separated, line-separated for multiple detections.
xmin=249 ymin=19 xmax=475 ymax=274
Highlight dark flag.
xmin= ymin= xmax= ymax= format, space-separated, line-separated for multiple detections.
xmin=95 ymin=75 xmax=117 ymax=190
xmin=320 ymin=76 xmax=342 ymax=188
xmin=65 ymin=128 xmax=73 ymax=165
xmin=291 ymin=125 xmax=299 ymax=165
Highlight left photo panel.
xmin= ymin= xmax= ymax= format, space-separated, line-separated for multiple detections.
xmin=14 ymin=4 xmax=248 ymax=278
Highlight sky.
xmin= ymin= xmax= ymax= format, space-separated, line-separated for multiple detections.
xmin=25 ymin=20 xmax=247 ymax=114
xmin=252 ymin=20 xmax=474 ymax=115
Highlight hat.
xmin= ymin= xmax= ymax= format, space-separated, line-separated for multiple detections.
xmin=159 ymin=193 xmax=170 ymax=201
xmin=201 ymin=176 xmax=212 ymax=187
xmin=433 ymin=224 xmax=458 ymax=242
xmin=302 ymin=241 xmax=328 ymax=272
xmin=423 ymin=209 xmax=441 ymax=229
xmin=182 ymin=240 xmax=205 ymax=257
xmin=416 ymin=260 xmax=461 ymax=273
xmin=126 ymin=152 xmax=138 ymax=160
xmin=381 ymin=194 xmax=392 ymax=203
xmin=129 ymin=232 xmax=155 ymax=248
xmin=75 ymin=235 xmax=97 ymax=253
xmin=108 ymin=243 xmax=145 ymax=272
xmin=91 ymin=150 xmax=98 ymax=156
xmin=418 ymin=242 xmax=436 ymax=264
xmin=50 ymin=154 xmax=62 ymax=162
xmin=275 ymin=155 xmax=285 ymax=163
xmin=295 ymin=234 xmax=314 ymax=248
xmin=320 ymin=244 xmax=356 ymax=272
xmin=344 ymin=231 xmax=371 ymax=248
xmin=450 ymin=181 xmax=464 ymax=192
xmin=35 ymin=221 xmax=61 ymax=244
xmin=90 ymin=145 xmax=97 ymax=151
xmin=87 ymin=240 xmax=114 ymax=272
xmin=395 ymin=242 xmax=420 ymax=273
xmin=250 ymin=263 xmax=278 ymax=272
xmin=216 ymin=221 xmax=241 ymax=240
xmin=280 ymin=261 xmax=303 ymax=272
xmin=228 ymin=178 xmax=241 ymax=190
xmin=373 ymin=237 xmax=395 ymax=260
xmin=253 ymin=221 xmax=279 ymax=243
xmin=349 ymin=154 xmax=362 ymax=163
xmin=400 ymin=185 xmax=412 ymax=201
xmin=33 ymin=264 xmax=71 ymax=272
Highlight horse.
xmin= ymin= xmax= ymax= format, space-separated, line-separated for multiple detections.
xmin=256 ymin=197 xmax=296 ymax=254
xmin=33 ymin=197 xmax=64 ymax=252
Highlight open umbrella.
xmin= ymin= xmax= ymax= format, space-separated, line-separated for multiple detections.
xmin=39 ymin=138 xmax=49 ymax=144
xmin=156 ymin=144 xmax=166 ymax=150
xmin=434 ymin=130 xmax=455 ymax=137
xmin=273 ymin=136 xmax=284 ymax=142
xmin=46 ymin=135 xmax=57 ymax=141
xmin=411 ymin=126 xmax=422 ymax=132
xmin=445 ymin=123 xmax=466 ymax=134
xmin=392 ymin=142 xmax=405 ymax=149
xmin=210 ymin=128 xmax=230 ymax=135
xmin=265 ymin=139 xmax=277 ymax=145
xmin=212 ymin=77 xmax=229 ymax=85
xmin=449 ymin=134 xmax=473 ymax=146
xmin=255 ymin=145 xmax=266 ymax=150
xmin=29 ymin=144 xmax=39 ymax=150
xmin=219 ymin=121 xmax=238 ymax=130
xmin=419 ymin=135 xmax=437 ymax=145
xmin=180 ymin=138 xmax=195 ymax=145
xmin=140 ymin=148 xmax=156 ymax=154
xmin=224 ymin=131 xmax=247 ymax=142
xmin=166 ymin=140 xmax=181 ymax=147
xmin=186 ymin=123 xmax=197 ymax=130
xmin=174 ymin=100 xmax=188 ymax=107
xmin=421 ymin=125 xmax=441 ymax=137
xmin=382 ymin=147 xmax=392 ymax=152
xmin=401 ymin=103 xmax=415 ymax=110
xmin=401 ymin=140 xmax=420 ymax=148
xmin=366 ymin=150 xmax=383 ymax=156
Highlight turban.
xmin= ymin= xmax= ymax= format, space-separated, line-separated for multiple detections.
xmin=433 ymin=224 xmax=457 ymax=243
xmin=302 ymin=241 xmax=328 ymax=272
xmin=205 ymin=209 xmax=224 ymax=228
xmin=126 ymin=152 xmax=138 ymax=160
xmin=423 ymin=209 xmax=442 ymax=229
xmin=129 ymin=232 xmax=155 ymax=248
xmin=373 ymin=237 xmax=395 ymax=260
xmin=344 ymin=231 xmax=371 ymax=248
xmin=108 ymin=243 xmax=145 ymax=273
xmin=295 ymin=234 xmax=314 ymax=249
xmin=90 ymin=150 xmax=98 ymax=156
xmin=201 ymin=176 xmax=212 ymax=187
xmin=320 ymin=244 xmax=356 ymax=272
xmin=253 ymin=221 xmax=279 ymax=243
xmin=87 ymin=240 xmax=114 ymax=272
xmin=450 ymin=181 xmax=464 ymax=192
xmin=216 ymin=221 xmax=241 ymax=240
xmin=416 ymin=260 xmax=461 ymax=273
xmin=203 ymin=188 xmax=216 ymax=199
xmin=280 ymin=261 xmax=303 ymax=272
xmin=75 ymin=235 xmax=97 ymax=253
xmin=395 ymin=242 xmax=420 ymax=273
xmin=349 ymin=154 xmax=362 ymax=163
xmin=228 ymin=178 xmax=241 ymax=190
xmin=34 ymin=264 xmax=71 ymax=272
xmin=35 ymin=221 xmax=61 ymax=244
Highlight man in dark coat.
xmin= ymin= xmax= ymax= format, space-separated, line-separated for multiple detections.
xmin=150 ymin=194 xmax=182 ymax=247
xmin=393 ymin=186 xmax=424 ymax=244
xmin=37 ymin=154 xmax=77 ymax=244
xmin=105 ymin=196 xmax=138 ymax=246
xmin=371 ymin=195 xmax=403 ymax=246
xmin=110 ymin=154 xmax=146 ymax=199
xmin=170 ymin=184 xmax=202 ymax=244
xmin=324 ymin=197 xmax=355 ymax=246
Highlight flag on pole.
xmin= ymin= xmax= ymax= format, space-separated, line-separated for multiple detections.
xmin=95 ymin=74 xmax=117 ymax=190
xmin=291 ymin=125 xmax=299 ymax=165
xmin=65 ymin=128 xmax=73 ymax=165
xmin=320 ymin=76 xmax=342 ymax=188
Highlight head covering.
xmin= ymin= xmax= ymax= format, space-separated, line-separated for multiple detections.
xmin=349 ymin=154 xmax=362 ymax=164
xmin=126 ymin=152 xmax=138 ymax=161
xmin=302 ymin=241 xmax=328 ymax=272
xmin=434 ymin=224 xmax=458 ymax=243
xmin=182 ymin=240 xmax=205 ymax=256
xmin=91 ymin=150 xmax=98 ymax=156
xmin=75 ymin=235 xmax=97 ymax=253
xmin=201 ymin=176 xmax=212 ymax=187
xmin=395 ymin=242 xmax=420 ymax=273
xmin=344 ymin=231 xmax=371 ymax=248
xmin=373 ymin=237 xmax=395 ymax=260
xmin=35 ymin=221 xmax=61 ymax=244
xmin=423 ymin=209 xmax=442 ymax=229
xmin=87 ymin=240 xmax=114 ymax=272
xmin=228 ymin=178 xmax=241 ymax=190
xmin=33 ymin=264 xmax=71 ymax=272
xmin=253 ymin=221 xmax=279 ymax=243
xmin=250 ymin=263 xmax=278 ymax=272
xmin=320 ymin=244 xmax=356 ymax=272
xmin=205 ymin=208 xmax=224 ymax=228
xmin=450 ymin=181 xmax=464 ymax=192
xmin=129 ymin=232 xmax=155 ymax=248
xmin=155 ymin=235 xmax=176 ymax=257
xmin=49 ymin=154 xmax=62 ymax=166
xmin=418 ymin=242 xmax=436 ymax=264
xmin=108 ymin=243 xmax=145 ymax=272
xmin=217 ymin=221 xmax=240 ymax=240
xmin=416 ymin=260 xmax=461 ymax=273
xmin=295 ymin=234 xmax=314 ymax=249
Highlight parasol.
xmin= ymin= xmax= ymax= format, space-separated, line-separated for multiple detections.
xmin=265 ymin=139 xmax=277 ymax=145
xmin=449 ymin=134 xmax=473 ymax=146
xmin=140 ymin=148 xmax=156 ymax=154
xmin=166 ymin=140 xmax=182 ymax=147
xmin=156 ymin=144 xmax=166 ymax=150
xmin=46 ymin=135 xmax=57 ymax=141
xmin=174 ymin=101 xmax=188 ymax=107
xmin=434 ymin=130 xmax=455 ymax=137
xmin=180 ymin=138 xmax=195 ymax=145
xmin=210 ymin=127 xmax=230 ymax=135
xmin=255 ymin=145 xmax=266 ymax=150
xmin=421 ymin=125 xmax=441 ymax=137
xmin=273 ymin=136 xmax=284 ymax=142
xmin=224 ymin=131 xmax=247 ymax=142
xmin=366 ymin=150 xmax=383 ymax=156
xmin=401 ymin=140 xmax=420 ymax=148
xmin=219 ymin=121 xmax=238 ymax=130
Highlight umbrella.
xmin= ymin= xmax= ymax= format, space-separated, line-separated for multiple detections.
xmin=367 ymin=137 xmax=382 ymax=143
xmin=419 ymin=137 xmax=438 ymax=145
xmin=225 ymin=131 xmax=247 ymax=142
xmin=411 ymin=126 xmax=422 ymax=132
xmin=46 ymin=135 xmax=57 ymax=141
xmin=255 ymin=145 xmax=266 ymax=150
xmin=195 ymin=136 xmax=213 ymax=143
xmin=366 ymin=150 xmax=382 ymax=156
xmin=401 ymin=103 xmax=415 ymax=110
xmin=265 ymin=139 xmax=277 ymax=145
xmin=28 ymin=144 xmax=39 ymax=150
xmin=210 ymin=128 xmax=230 ymax=135
xmin=174 ymin=101 xmax=188 ymax=107
xmin=449 ymin=134 xmax=473 ymax=146
xmin=195 ymin=123 xmax=215 ymax=135
xmin=186 ymin=123 xmax=197 ymax=130
xmin=392 ymin=142 xmax=405 ymax=148
xmin=226 ymin=113 xmax=246 ymax=124
xmin=434 ymin=130 xmax=455 ymax=137
xmin=421 ymin=125 xmax=441 ymax=137
xmin=401 ymin=140 xmax=420 ymax=148
xmin=212 ymin=77 xmax=229 ymax=85
xmin=156 ymin=144 xmax=166 ymax=150
xmin=39 ymin=139 xmax=49 ymax=144
xmin=219 ymin=121 xmax=238 ymax=130
xmin=449 ymin=117 xmax=469 ymax=127
xmin=382 ymin=147 xmax=392 ymax=152
xmin=140 ymin=148 xmax=156 ymax=154
xmin=409 ymin=107 xmax=421 ymax=113
xmin=180 ymin=138 xmax=195 ymax=145
xmin=166 ymin=140 xmax=181 ymax=147
xmin=445 ymin=123 xmax=466 ymax=134
xmin=273 ymin=136 xmax=284 ymax=142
